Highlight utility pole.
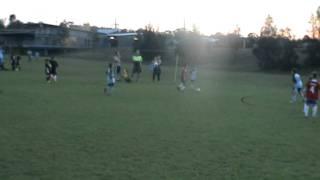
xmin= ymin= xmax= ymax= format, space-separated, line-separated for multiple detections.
xmin=114 ymin=18 xmax=119 ymax=30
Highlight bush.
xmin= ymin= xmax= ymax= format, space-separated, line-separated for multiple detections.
xmin=302 ymin=39 xmax=320 ymax=66
xmin=253 ymin=37 xmax=298 ymax=70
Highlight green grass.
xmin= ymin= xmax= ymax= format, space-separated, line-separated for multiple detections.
xmin=1 ymin=56 xmax=320 ymax=180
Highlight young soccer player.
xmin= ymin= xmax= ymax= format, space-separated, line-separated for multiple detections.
xmin=104 ymin=63 xmax=116 ymax=95
xmin=15 ymin=55 xmax=21 ymax=71
xmin=190 ymin=66 xmax=197 ymax=88
xmin=304 ymin=73 xmax=320 ymax=118
xmin=49 ymin=57 xmax=59 ymax=82
xmin=291 ymin=68 xmax=304 ymax=103
xmin=152 ymin=55 xmax=161 ymax=82
xmin=113 ymin=51 xmax=121 ymax=81
xmin=178 ymin=64 xmax=188 ymax=91
xmin=0 ymin=47 xmax=4 ymax=71
xmin=10 ymin=55 xmax=16 ymax=71
xmin=45 ymin=59 xmax=52 ymax=83
xmin=122 ymin=68 xmax=131 ymax=83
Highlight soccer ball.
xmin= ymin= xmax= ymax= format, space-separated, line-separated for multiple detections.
xmin=196 ymin=88 xmax=201 ymax=92
xmin=177 ymin=84 xmax=186 ymax=91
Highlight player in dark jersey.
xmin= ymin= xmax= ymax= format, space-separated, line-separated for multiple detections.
xmin=15 ymin=56 xmax=21 ymax=71
xmin=10 ymin=55 xmax=16 ymax=71
xmin=45 ymin=59 xmax=52 ymax=83
xmin=49 ymin=57 xmax=59 ymax=82
xmin=304 ymin=72 xmax=320 ymax=118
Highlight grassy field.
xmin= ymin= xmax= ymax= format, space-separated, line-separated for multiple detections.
xmin=1 ymin=55 xmax=320 ymax=180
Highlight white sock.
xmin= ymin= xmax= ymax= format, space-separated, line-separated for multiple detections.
xmin=312 ymin=105 xmax=318 ymax=117
xmin=291 ymin=92 xmax=297 ymax=102
xmin=304 ymin=103 xmax=309 ymax=117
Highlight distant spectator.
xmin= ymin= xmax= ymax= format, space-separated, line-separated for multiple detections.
xmin=131 ymin=50 xmax=143 ymax=82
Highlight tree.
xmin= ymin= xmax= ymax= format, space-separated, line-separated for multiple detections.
xmin=174 ymin=29 xmax=207 ymax=64
xmin=246 ymin=33 xmax=259 ymax=48
xmin=309 ymin=7 xmax=320 ymax=39
xmin=6 ymin=14 xmax=23 ymax=29
xmin=0 ymin=19 xmax=5 ymax=29
xmin=260 ymin=15 xmax=277 ymax=37
xmin=137 ymin=24 xmax=167 ymax=61
xmin=59 ymin=20 xmax=71 ymax=47
xmin=302 ymin=38 xmax=320 ymax=66
xmin=278 ymin=27 xmax=293 ymax=39
xmin=253 ymin=37 xmax=298 ymax=70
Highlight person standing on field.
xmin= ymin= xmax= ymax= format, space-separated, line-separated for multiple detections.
xmin=0 ymin=47 xmax=5 ymax=70
xmin=113 ymin=51 xmax=121 ymax=81
xmin=131 ymin=50 xmax=143 ymax=82
xmin=49 ymin=57 xmax=59 ymax=82
xmin=104 ymin=63 xmax=116 ymax=95
xmin=304 ymin=72 xmax=320 ymax=118
xmin=152 ymin=55 xmax=161 ymax=82
xmin=177 ymin=64 xmax=188 ymax=91
xmin=291 ymin=68 xmax=304 ymax=103
xmin=45 ymin=59 xmax=52 ymax=83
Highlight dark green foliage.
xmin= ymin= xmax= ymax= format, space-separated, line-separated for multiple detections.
xmin=302 ymin=39 xmax=320 ymax=66
xmin=0 ymin=20 xmax=5 ymax=29
xmin=253 ymin=37 xmax=298 ymax=70
xmin=174 ymin=30 xmax=205 ymax=65
xmin=138 ymin=26 xmax=167 ymax=61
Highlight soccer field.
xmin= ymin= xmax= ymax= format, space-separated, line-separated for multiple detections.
xmin=1 ymin=57 xmax=320 ymax=180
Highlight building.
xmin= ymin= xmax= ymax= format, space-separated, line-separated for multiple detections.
xmin=0 ymin=23 xmax=105 ymax=55
xmin=0 ymin=22 xmax=140 ymax=55
xmin=97 ymin=28 xmax=138 ymax=48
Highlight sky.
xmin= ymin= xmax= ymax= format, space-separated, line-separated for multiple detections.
xmin=0 ymin=0 xmax=319 ymax=38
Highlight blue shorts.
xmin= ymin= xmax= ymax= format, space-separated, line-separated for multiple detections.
xmin=306 ymin=99 xmax=317 ymax=106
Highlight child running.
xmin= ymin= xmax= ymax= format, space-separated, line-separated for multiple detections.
xmin=45 ymin=59 xmax=52 ymax=83
xmin=177 ymin=64 xmax=188 ymax=91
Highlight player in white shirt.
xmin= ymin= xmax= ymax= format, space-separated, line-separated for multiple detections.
xmin=291 ymin=68 xmax=304 ymax=103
